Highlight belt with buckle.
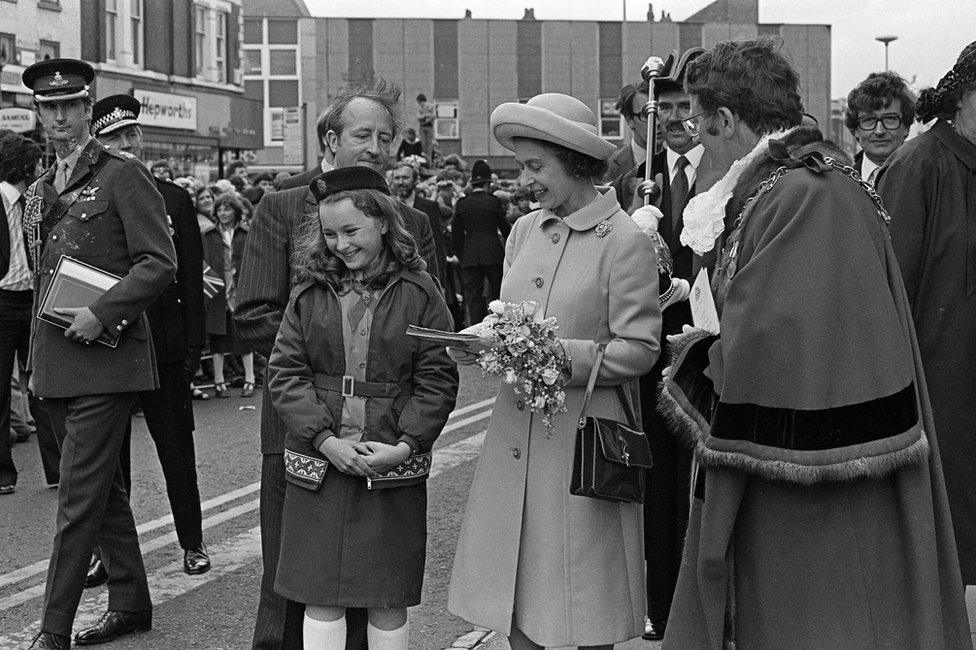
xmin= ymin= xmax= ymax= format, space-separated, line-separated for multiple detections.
xmin=312 ymin=373 xmax=413 ymax=398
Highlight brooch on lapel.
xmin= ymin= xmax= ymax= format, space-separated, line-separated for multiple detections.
xmin=595 ymin=220 xmax=612 ymax=238
xmin=78 ymin=187 xmax=100 ymax=202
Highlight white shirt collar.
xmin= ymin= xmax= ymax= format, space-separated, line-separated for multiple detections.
xmin=0 ymin=181 xmax=21 ymax=209
xmin=630 ymin=140 xmax=647 ymax=166
xmin=666 ymin=144 xmax=704 ymax=175
xmin=860 ymin=154 xmax=881 ymax=184
xmin=320 ymin=157 xmax=334 ymax=173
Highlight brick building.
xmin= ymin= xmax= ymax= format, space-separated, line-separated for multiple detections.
xmin=244 ymin=0 xmax=831 ymax=173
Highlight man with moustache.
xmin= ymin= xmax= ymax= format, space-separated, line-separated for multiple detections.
xmin=845 ymin=71 xmax=916 ymax=185
xmin=391 ymin=161 xmax=451 ymax=296
xmin=235 ymin=80 xmax=436 ymax=650
xmin=86 ymin=94 xmax=210 ymax=583
xmin=21 ymin=58 xmax=176 ymax=649
xmin=618 ymin=49 xmax=704 ymax=643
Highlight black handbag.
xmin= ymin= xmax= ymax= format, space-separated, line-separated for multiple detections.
xmin=571 ymin=344 xmax=653 ymax=503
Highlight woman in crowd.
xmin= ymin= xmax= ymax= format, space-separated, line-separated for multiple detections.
xmin=267 ymin=167 xmax=458 ymax=650
xmin=448 ymin=93 xmax=662 ymax=649
xmin=195 ymin=185 xmax=215 ymax=232
xmin=877 ymin=39 xmax=976 ymax=589
xmin=201 ymin=193 xmax=255 ymax=398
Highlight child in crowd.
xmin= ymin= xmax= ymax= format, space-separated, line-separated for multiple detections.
xmin=267 ymin=167 xmax=458 ymax=650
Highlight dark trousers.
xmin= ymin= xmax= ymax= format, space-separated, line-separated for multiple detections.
xmin=118 ymin=362 xmax=203 ymax=550
xmin=38 ymin=393 xmax=151 ymax=636
xmin=461 ymin=264 xmax=502 ymax=326
xmin=253 ymin=451 xmax=367 ymax=650
xmin=29 ymin=390 xmax=62 ymax=485
xmin=0 ymin=289 xmax=32 ymax=486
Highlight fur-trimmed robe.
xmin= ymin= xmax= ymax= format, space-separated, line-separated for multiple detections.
xmin=660 ymin=131 xmax=971 ymax=648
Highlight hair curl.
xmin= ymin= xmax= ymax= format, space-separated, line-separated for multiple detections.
xmin=844 ymin=72 xmax=916 ymax=132
xmin=0 ymin=132 xmax=42 ymax=185
xmin=315 ymin=78 xmax=403 ymax=152
xmin=685 ymin=37 xmax=802 ymax=135
xmin=293 ymin=189 xmax=425 ymax=290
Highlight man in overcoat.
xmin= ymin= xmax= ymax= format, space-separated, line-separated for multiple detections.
xmin=235 ymin=80 xmax=436 ymax=650
xmin=391 ymin=161 xmax=452 ymax=298
xmin=21 ymin=59 xmax=176 ymax=649
xmin=88 ymin=94 xmax=210 ymax=583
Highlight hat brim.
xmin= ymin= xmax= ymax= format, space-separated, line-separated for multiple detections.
xmin=35 ymin=89 xmax=89 ymax=103
xmin=96 ymin=118 xmax=139 ymax=136
xmin=491 ymin=103 xmax=617 ymax=161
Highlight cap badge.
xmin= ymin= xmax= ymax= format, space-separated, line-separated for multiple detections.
xmin=50 ymin=72 xmax=68 ymax=87
xmin=316 ymin=178 xmax=329 ymax=194
xmin=595 ymin=220 xmax=613 ymax=238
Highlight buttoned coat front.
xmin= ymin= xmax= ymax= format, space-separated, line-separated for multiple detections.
xmin=27 ymin=140 xmax=176 ymax=398
xmin=448 ymin=189 xmax=662 ymax=647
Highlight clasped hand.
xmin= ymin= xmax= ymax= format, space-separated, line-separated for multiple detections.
xmin=318 ymin=437 xmax=412 ymax=477
xmin=53 ymin=307 xmax=105 ymax=345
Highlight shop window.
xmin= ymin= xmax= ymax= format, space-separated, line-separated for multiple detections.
xmin=0 ymin=33 xmax=16 ymax=66
xmin=267 ymin=20 xmax=297 ymax=45
xmin=268 ymin=80 xmax=298 ymax=107
xmin=269 ymin=50 xmax=296 ymax=76
xmin=435 ymin=100 xmax=459 ymax=140
xmin=598 ymin=98 xmax=622 ymax=140
xmin=244 ymin=49 xmax=262 ymax=76
xmin=39 ymin=40 xmax=60 ymax=61
xmin=105 ymin=0 xmax=118 ymax=61
xmin=243 ymin=19 xmax=263 ymax=45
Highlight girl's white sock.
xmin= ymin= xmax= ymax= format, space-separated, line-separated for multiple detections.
xmin=366 ymin=620 xmax=410 ymax=650
xmin=303 ymin=614 xmax=346 ymax=650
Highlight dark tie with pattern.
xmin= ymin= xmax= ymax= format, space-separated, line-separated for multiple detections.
xmin=669 ymin=155 xmax=690 ymax=244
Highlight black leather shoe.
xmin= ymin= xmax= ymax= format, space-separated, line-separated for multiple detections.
xmin=642 ymin=618 xmax=667 ymax=641
xmin=84 ymin=558 xmax=108 ymax=589
xmin=183 ymin=545 xmax=211 ymax=575
xmin=73 ymin=610 xmax=151 ymax=646
xmin=29 ymin=631 xmax=71 ymax=649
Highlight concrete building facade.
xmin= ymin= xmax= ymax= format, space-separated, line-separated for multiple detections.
xmin=244 ymin=0 xmax=831 ymax=173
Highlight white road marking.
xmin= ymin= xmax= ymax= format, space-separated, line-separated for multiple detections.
xmin=0 ymin=400 xmax=494 ymax=592
xmin=0 ymin=403 xmax=494 ymax=640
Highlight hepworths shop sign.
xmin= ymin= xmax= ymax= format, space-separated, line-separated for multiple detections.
xmin=133 ymin=90 xmax=198 ymax=130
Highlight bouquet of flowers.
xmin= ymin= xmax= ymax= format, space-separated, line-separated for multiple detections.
xmin=474 ymin=300 xmax=568 ymax=436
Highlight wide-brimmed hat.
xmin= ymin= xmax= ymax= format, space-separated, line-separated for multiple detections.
xmin=491 ymin=93 xmax=616 ymax=161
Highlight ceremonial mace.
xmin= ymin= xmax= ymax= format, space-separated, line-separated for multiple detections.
xmin=640 ymin=56 xmax=667 ymax=207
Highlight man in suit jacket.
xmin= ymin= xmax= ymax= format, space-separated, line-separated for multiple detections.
xmin=845 ymin=71 xmax=915 ymax=186
xmin=89 ymin=94 xmax=211 ymax=583
xmin=0 ymin=132 xmax=51 ymax=494
xmin=618 ymin=69 xmax=704 ymax=642
xmin=22 ymin=59 xmax=177 ymax=649
xmin=235 ymin=79 xmax=436 ymax=650
xmin=391 ymin=161 xmax=451 ymax=287
xmin=601 ymin=80 xmax=649 ymax=183
xmin=451 ymin=160 xmax=510 ymax=325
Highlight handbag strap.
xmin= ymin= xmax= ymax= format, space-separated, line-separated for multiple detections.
xmin=575 ymin=343 xmax=640 ymax=429
xmin=577 ymin=344 xmax=606 ymax=428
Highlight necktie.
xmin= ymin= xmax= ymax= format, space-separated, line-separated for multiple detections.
xmin=867 ymin=167 xmax=879 ymax=187
xmin=669 ymin=155 xmax=690 ymax=240
xmin=54 ymin=160 xmax=69 ymax=194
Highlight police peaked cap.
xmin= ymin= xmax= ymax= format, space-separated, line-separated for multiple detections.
xmin=91 ymin=94 xmax=142 ymax=136
xmin=310 ymin=166 xmax=391 ymax=203
xmin=22 ymin=58 xmax=95 ymax=103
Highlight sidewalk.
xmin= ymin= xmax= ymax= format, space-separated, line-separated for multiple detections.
xmin=447 ymin=628 xmax=660 ymax=650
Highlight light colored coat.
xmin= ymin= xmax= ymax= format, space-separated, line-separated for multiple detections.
xmin=448 ymin=188 xmax=662 ymax=647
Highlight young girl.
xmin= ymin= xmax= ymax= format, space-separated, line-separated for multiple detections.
xmin=267 ymin=167 xmax=459 ymax=650
xmin=201 ymin=193 xmax=255 ymax=397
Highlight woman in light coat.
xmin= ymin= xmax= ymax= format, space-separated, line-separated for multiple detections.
xmin=447 ymin=93 xmax=662 ymax=649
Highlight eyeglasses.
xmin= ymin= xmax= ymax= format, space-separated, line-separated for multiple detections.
xmin=681 ymin=112 xmax=705 ymax=137
xmin=659 ymin=104 xmax=693 ymax=119
xmin=857 ymin=114 xmax=904 ymax=131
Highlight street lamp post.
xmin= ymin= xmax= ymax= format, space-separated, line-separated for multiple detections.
xmin=875 ymin=35 xmax=898 ymax=71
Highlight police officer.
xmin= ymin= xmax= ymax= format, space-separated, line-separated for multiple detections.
xmin=85 ymin=94 xmax=211 ymax=584
xmin=22 ymin=59 xmax=176 ymax=649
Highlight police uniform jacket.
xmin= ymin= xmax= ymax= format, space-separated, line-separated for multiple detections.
xmin=27 ymin=139 xmax=177 ymax=398
xmin=451 ymin=190 xmax=510 ymax=267
xmin=146 ymin=177 xmax=206 ymax=364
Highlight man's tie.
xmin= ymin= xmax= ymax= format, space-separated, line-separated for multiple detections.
xmin=867 ymin=167 xmax=879 ymax=187
xmin=669 ymin=155 xmax=690 ymax=242
xmin=54 ymin=160 xmax=68 ymax=194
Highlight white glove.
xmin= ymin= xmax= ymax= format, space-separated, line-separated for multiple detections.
xmin=631 ymin=204 xmax=664 ymax=234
